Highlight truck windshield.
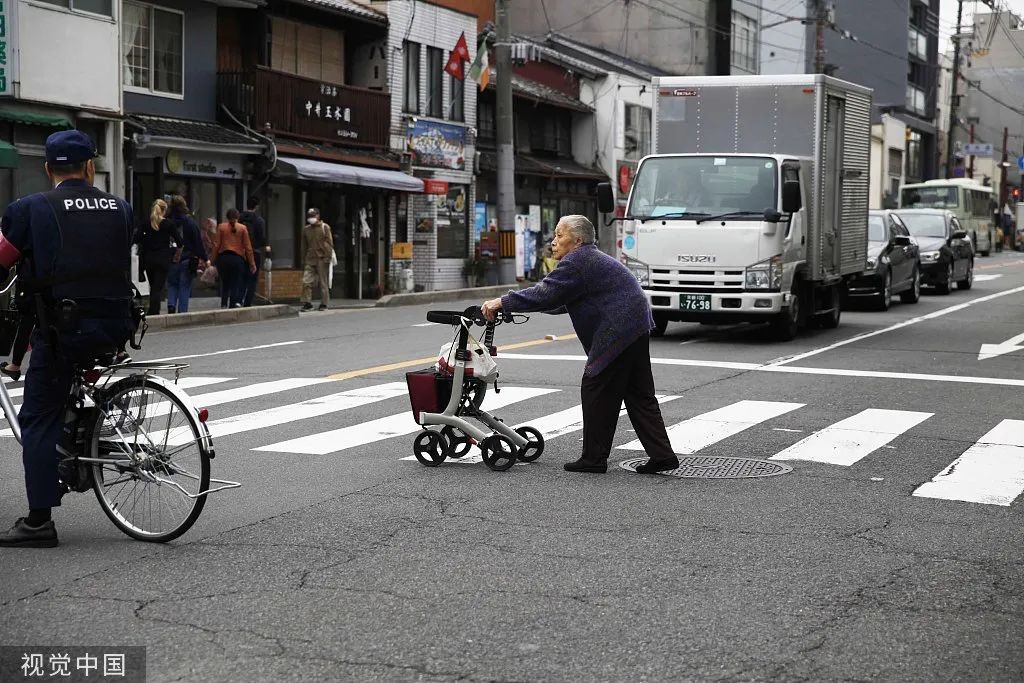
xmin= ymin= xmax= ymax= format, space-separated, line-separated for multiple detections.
xmin=901 ymin=186 xmax=958 ymax=209
xmin=628 ymin=156 xmax=778 ymax=220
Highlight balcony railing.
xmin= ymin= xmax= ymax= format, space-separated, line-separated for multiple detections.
xmin=218 ymin=67 xmax=389 ymax=148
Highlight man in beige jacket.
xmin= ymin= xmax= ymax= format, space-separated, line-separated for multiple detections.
xmin=301 ymin=207 xmax=334 ymax=311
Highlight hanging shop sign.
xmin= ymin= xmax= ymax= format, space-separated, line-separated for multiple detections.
xmin=422 ymin=179 xmax=449 ymax=195
xmin=407 ymin=119 xmax=466 ymax=170
xmin=165 ymin=150 xmax=243 ymax=179
xmin=0 ymin=0 xmax=15 ymax=96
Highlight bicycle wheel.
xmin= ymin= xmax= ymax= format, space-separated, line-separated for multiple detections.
xmin=89 ymin=375 xmax=210 ymax=542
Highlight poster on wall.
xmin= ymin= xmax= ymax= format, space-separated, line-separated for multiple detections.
xmin=474 ymin=202 xmax=487 ymax=242
xmin=436 ymin=186 xmax=468 ymax=259
xmin=514 ymin=214 xmax=528 ymax=279
xmin=415 ymin=216 xmax=434 ymax=233
xmin=407 ymin=120 xmax=466 ymax=170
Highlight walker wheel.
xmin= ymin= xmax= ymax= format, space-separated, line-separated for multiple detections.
xmin=480 ymin=434 xmax=517 ymax=471
xmin=441 ymin=425 xmax=472 ymax=458
xmin=514 ymin=426 xmax=545 ymax=462
xmin=413 ymin=431 xmax=446 ymax=467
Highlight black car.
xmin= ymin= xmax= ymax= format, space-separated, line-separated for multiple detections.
xmin=845 ymin=210 xmax=921 ymax=310
xmin=894 ymin=209 xmax=974 ymax=293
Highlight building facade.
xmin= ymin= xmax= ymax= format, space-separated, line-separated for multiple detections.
xmin=0 ymin=0 xmax=125 ymax=208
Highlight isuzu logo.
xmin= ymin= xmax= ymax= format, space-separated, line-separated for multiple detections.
xmin=677 ymin=254 xmax=716 ymax=263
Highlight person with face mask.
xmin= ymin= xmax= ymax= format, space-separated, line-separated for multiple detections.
xmin=300 ymin=208 xmax=334 ymax=311
xmin=0 ymin=130 xmax=137 ymax=547
xmin=211 ymin=208 xmax=256 ymax=308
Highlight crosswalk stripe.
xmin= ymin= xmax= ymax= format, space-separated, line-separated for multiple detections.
xmin=161 ymin=381 xmax=409 ymax=445
xmin=912 ymin=419 xmax=1024 ymax=506
xmin=255 ymin=386 xmax=559 ymax=455
xmin=972 ymin=274 xmax=1003 ymax=282
xmin=401 ymin=395 xmax=682 ymax=464
xmin=772 ymin=409 xmax=933 ymax=466
xmin=617 ymin=400 xmax=804 ymax=454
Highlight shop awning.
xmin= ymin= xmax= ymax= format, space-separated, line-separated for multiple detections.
xmin=0 ymin=109 xmax=73 ymax=128
xmin=0 ymin=140 xmax=18 ymax=169
xmin=277 ymin=156 xmax=424 ymax=192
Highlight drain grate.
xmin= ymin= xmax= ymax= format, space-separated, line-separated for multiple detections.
xmin=618 ymin=456 xmax=792 ymax=479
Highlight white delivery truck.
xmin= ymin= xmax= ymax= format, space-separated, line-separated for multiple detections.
xmin=598 ymin=74 xmax=872 ymax=340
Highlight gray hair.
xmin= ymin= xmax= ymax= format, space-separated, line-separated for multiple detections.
xmin=559 ymin=215 xmax=596 ymax=245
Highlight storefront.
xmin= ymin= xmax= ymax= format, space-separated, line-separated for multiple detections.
xmin=127 ymin=115 xmax=266 ymax=226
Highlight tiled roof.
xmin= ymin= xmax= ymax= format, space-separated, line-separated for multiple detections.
xmin=132 ymin=115 xmax=261 ymax=146
xmin=487 ymin=75 xmax=593 ymax=112
xmin=274 ymin=138 xmax=400 ymax=169
xmin=295 ymin=0 xmax=387 ymax=24
xmin=478 ymin=151 xmax=607 ymax=180
xmin=543 ymin=33 xmax=669 ymax=80
xmin=513 ymin=34 xmax=603 ymax=78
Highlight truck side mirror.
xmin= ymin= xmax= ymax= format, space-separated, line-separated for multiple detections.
xmin=782 ymin=181 xmax=802 ymax=213
xmin=596 ymin=183 xmax=615 ymax=214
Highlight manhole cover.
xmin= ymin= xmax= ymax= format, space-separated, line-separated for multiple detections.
xmin=618 ymin=456 xmax=792 ymax=479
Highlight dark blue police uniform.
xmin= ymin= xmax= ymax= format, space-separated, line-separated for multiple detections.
xmin=0 ymin=130 xmax=135 ymax=513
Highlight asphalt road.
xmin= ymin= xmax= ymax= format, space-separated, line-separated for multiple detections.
xmin=2 ymin=251 xmax=1024 ymax=682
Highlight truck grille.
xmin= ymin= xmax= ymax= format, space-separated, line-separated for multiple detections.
xmin=650 ymin=268 xmax=745 ymax=292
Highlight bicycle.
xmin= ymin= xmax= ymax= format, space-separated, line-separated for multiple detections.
xmin=0 ymin=276 xmax=239 ymax=543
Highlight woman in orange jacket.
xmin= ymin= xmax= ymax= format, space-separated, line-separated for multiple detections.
xmin=211 ymin=208 xmax=256 ymax=308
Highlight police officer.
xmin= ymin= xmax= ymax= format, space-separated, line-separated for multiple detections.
xmin=0 ymin=129 xmax=136 ymax=548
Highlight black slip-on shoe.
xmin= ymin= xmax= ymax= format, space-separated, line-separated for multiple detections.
xmin=635 ymin=457 xmax=680 ymax=474
xmin=0 ymin=518 xmax=58 ymax=548
xmin=301 ymin=303 xmax=313 ymax=311
xmin=0 ymin=362 xmax=21 ymax=382
xmin=563 ymin=458 xmax=607 ymax=473
xmin=317 ymin=304 xmax=328 ymax=311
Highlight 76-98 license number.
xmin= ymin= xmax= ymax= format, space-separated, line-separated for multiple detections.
xmin=680 ymin=294 xmax=712 ymax=311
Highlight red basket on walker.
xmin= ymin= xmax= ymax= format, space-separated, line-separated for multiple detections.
xmin=405 ymin=369 xmax=455 ymax=423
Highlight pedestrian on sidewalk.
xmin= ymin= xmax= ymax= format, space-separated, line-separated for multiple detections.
xmin=240 ymin=196 xmax=270 ymax=307
xmin=481 ymin=215 xmax=679 ymax=475
xmin=165 ymin=196 xmax=209 ymax=314
xmin=211 ymin=208 xmax=256 ymax=308
xmin=134 ymin=198 xmax=181 ymax=316
xmin=300 ymin=207 xmax=333 ymax=311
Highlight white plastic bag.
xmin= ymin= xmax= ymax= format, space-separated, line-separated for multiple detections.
xmin=435 ymin=331 xmax=497 ymax=381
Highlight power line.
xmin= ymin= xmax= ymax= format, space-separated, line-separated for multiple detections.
xmin=555 ymin=0 xmax=619 ymax=32
xmin=634 ymin=0 xmax=806 ymax=55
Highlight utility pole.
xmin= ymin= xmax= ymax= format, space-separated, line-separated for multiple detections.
xmin=1000 ymin=126 xmax=1009 ymax=218
xmin=813 ymin=0 xmax=826 ymax=74
xmin=946 ymin=0 xmax=964 ymax=178
xmin=968 ymin=123 xmax=975 ymax=178
xmin=495 ymin=0 xmax=515 ymax=246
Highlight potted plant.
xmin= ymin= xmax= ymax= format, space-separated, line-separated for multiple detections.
xmin=462 ymin=254 xmax=489 ymax=288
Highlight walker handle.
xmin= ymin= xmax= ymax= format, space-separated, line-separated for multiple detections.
xmin=425 ymin=310 xmax=470 ymax=325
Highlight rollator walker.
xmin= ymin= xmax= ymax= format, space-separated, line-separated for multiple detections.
xmin=405 ymin=306 xmax=544 ymax=471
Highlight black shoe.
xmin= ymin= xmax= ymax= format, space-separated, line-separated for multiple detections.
xmin=301 ymin=303 xmax=313 ymax=311
xmin=563 ymin=458 xmax=607 ymax=473
xmin=317 ymin=304 xmax=328 ymax=311
xmin=167 ymin=306 xmax=176 ymax=314
xmin=0 ymin=362 xmax=21 ymax=382
xmin=0 ymin=518 xmax=58 ymax=548
xmin=635 ymin=457 xmax=680 ymax=474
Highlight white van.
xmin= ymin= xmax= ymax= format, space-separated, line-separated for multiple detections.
xmin=899 ymin=179 xmax=996 ymax=256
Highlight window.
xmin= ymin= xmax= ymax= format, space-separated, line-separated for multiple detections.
xmin=449 ymin=73 xmax=465 ymax=122
xmin=624 ymin=105 xmax=651 ymax=160
xmin=478 ymin=100 xmax=495 ymax=141
xmin=403 ymin=42 xmax=420 ymax=113
xmin=35 ymin=0 xmax=112 ymax=17
xmin=905 ymin=130 xmax=922 ymax=180
xmin=731 ymin=11 xmax=757 ymax=74
xmin=123 ymin=2 xmax=183 ymax=96
xmin=530 ymin=111 xmax=571 ymax=156
xmin=426 ymin=47 xmax=444 ymax=118
xmin=437 ymin=186 xmax=468 ymax=258
xmin=269 ymin=17 xmax=345 ymax=84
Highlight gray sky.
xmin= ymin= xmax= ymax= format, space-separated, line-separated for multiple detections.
xmin=939 ymin=0 xmax=1024 ymax=50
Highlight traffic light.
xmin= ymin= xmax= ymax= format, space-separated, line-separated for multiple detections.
xmin=1013 ymin=187 xmax=1021 ymax=199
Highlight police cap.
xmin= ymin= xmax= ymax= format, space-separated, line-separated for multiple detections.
xmin=45 ymin=129 xmax=98 ymax=165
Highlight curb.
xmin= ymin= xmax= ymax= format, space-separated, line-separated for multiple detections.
xmin=145 ymin=304 xmax=298 ymax=330
xmin=375 ymin=283 xmax=525 ymax=308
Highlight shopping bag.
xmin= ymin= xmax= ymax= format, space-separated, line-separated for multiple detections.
xmin=435 ymin=330 xmax=497 ymax=381
xmin=199 ymin=264 xmax=219 ymax=288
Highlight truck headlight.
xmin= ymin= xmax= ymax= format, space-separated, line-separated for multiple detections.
xmin=866 ymin=256 xmax=877 ymax=270
xmin=920 ymin=250 xmax=941 ymax=263
xmin=623 ymin=255 xmax=650 ymax=287
xmin=745 ymin=254 xmax=783 ymax=290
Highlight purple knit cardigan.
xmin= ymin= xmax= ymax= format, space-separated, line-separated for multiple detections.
xmin=501 ymin=244 xmax=654 ymax=376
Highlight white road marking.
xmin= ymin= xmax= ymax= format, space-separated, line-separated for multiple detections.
xmin=978 ymin=330 xmax=1024 ymax=361
xmin=149 ymin=341 xmax=303 ymax=362
xmin=972 ymin=274 xmax=1003 ymax=282
xmin=768 ymin=284 xmax=1024 ymax=366
xmin=498 ymin=353 xmax=1024 ymax=389
xmin=160 ymin=381 xmax=409 ymax=445
xmin=412 ymin=322 xmax=439 ymax=327
xmin=617 ymin=400 xmax=803 ymax=454
xmin=257 ymin=386 xmax=558 ymax=455
xmin=913 ymin=420 xmax=1024 ymax=506
xmin=772 ymin=409 xmax=933 ymax=466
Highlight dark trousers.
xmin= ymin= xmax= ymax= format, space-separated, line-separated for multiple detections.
xmin=144 ymin=260 xmax=170 ymax=316
xmin=11 ymin=308 xmax=35 ymax=365
xmin=580 ymin=334 xmax=675 ymax=465
xmin=216 ymin=252 xmax=246 ymax=308
xmin=18 ymin=331 xmax=74 ymax=509
xmin=242 ymin=252 xmax=263 ymax=307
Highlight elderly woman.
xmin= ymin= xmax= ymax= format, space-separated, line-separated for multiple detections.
xmin=482 ymin=215 xmax=678 ymax=474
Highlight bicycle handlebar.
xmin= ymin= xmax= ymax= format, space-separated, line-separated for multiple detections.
xmin=425 ymin=307 xmax=515 ymax=327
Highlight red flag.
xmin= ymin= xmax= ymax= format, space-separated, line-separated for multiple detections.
xmin=444 ymin=50 xmax=465 ymax=80
xmin=453 ymin=32 xmax=471 ymax=62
